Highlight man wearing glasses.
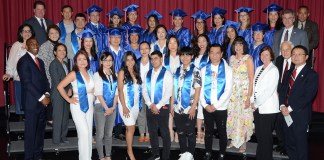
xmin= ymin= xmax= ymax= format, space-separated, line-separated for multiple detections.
xmin=272 ymin=9 xmax=308 ymax=59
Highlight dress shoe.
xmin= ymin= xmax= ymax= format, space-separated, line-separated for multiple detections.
xmin=280 ymin=149 xmax=288 ymax=156
xmin=204 ymin=152 xmax=212 ymax=160
xmin=147 ymin=154 xmax=160 ymax=160
xmin=273 ymin=145 xmax=283 ymax=152
xmin=61 ymin=140 xmax=70 ymax=144
xmin=46 ymin=121 xmax=53 ymax=127
xmin=218 ymin=154 xmax=225 ymax=160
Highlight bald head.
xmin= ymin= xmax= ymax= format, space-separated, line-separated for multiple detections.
xmin=26 ymin=37 xmax=39 ymax=56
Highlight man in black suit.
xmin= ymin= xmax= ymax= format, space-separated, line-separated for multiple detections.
xmin=279 ymin=45 xmax=318 ymax=160
xmin=23 ymin=1 xmax=53 ymax=45
xmin=274 ymin=41 xmax=295 ymax=155
xmin=17 ymin=37 xmax=51 ymax=160
xmin=294 ymin=5 xmax=319 ymax=67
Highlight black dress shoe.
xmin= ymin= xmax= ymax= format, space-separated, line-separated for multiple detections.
xmin=273 ymin=145 xmax=283 ymax=152
xmin=147 ymin=154 xmax=160 ymax=160
xmin=46 ymin=121 xmax=53 ymax=127
xmin=204 ymin=152 xmax=212 ymax=160
xmin=280 ymin=149 xmax=288 ymax=156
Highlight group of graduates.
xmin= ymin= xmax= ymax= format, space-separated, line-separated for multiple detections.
xmin=3 ymin=1 xmax=319 ymax=160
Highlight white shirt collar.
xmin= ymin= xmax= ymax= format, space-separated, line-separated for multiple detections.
xmin=27 ymin=51 xmax=37 ymax=59
xmin=295 ymin=63 xmax=306 ymax=77
xmin=109 ymin=45 xmax=121 ymax=53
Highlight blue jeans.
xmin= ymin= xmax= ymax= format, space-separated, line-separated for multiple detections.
xmin=14 ymin=80 xmax=24 ymax=115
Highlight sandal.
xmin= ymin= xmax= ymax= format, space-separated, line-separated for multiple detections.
xmin=138 ymin=136 xmax=145 ymax=143
xmin=144 ymin=136 xmax=150 ymax=142
xmin=227 ymin=143 xmax=234 ymax=149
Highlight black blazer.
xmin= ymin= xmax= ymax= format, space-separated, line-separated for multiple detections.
xmin=49 ymin=58 xmax=71 ymax=100
xmin=279 ymin=64 xmax=318 ymax=125
xmin=23 ymin=16 xmax=53 ymax=45
xmin=294 ymin=20 xmax=319 ymax=51
xmin=275 ymin=55 xmax=295 ymax=87
xmin=17 ymin=53 xmax=50 ymax=110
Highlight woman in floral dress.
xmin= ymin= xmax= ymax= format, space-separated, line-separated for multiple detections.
xmin=226 ymin=36 xmax=254 ymax=153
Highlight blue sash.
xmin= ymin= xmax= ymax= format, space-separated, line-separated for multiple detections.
xmin=204 ymin=60 xmax=226 ymax=104
xmin=174 ymin=64 xmax=195 ymax=109
xmin=125 ymin=82 xmax=142 ymax=111
xmin=154 ymin=44 xmax=166 ymax=54
xmin=102 ymin=76 xmax=117 ymax=112
xmin=71 ymin=30 xmax=79 ymax=55
xmin=199 ymin=54 xmax=209 ymax=69
xmin=76 ymin=71 xmax=89 ymax=113
xmin=164 ymin=56 xmax=170 ymax=71
xmin=59 ymin=21 xmax=66 ymax=44
xmin=146 ymin=67 xmax=166 ymax=105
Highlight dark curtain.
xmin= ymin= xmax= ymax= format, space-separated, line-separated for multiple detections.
xmin=0 ymin=0 xmax=323 ymax=112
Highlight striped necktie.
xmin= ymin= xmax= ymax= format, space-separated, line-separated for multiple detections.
xmin=286 ymin=68 xmax=297 ymax=104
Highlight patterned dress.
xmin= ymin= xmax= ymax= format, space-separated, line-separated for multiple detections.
xmin=226 ymin=54 xmax=254 ymax=148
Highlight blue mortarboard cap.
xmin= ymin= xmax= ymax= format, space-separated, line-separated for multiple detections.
xmin=145 ymin=10 xmax=163 ymax=20
xmin=85 ymin=5 xmax=103 ymax=15
xmin=123 ymin=4 xmax=139 ymax=13
xmin=211 ymin=7 xmax=227 ymax=16
xmin=252 ymin=23 xmax=269 ymax=32
xmin=169 ymin=8 xmax=187 ymax=17
xmin=263 ymin=4 xmax=283 ymax=13
xmin=106 ymin=7 xmax=124 ymax=18
xmin=191 ymin=10 xmax=210 ymax=21
xmin=107 ymin=27 xmax=125 ymax=37
xmin=235 ymin=7 xmax=254 ymax=13
xmin=77 ymin=28 xmax=96 ymax=39
xmin=225 ymin=20 xmax=240 ymax=30
xmin=128 ymin=26 xmax=142 ymax=35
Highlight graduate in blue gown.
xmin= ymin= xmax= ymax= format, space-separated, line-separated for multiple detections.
xmin=191 ymin=10 xmax=210 ymax=52
xmin=222 ymin=21 xmax=240 ymax=62
xmin=141 ymin=10 xmax=162 ymax=44
xmin=85 ymin=5 xmax=107 ymax=59
xmin=235 ymin=7 xmax=254 ymax=46
xmin=249 ymin=23 xmax=270 ymax=71
xmin=106 ymin=7 xmax=127 ymax=49
xmin=150 ymin=24 xmax=168 ymax=54
xmin=124 ymin=26 xmax=142 ymax=60
xmin=122 ymin=4 xmax=142 ymax=30
xmin=208 ymin=7 xmax=227 ymax=45
xmin=78 ymin=28 xmax=99 ymax=73
xmin=168 ymin=8 xmax=191 ymax=49
xmin=263 ymin=4 xmax=283 ymax=47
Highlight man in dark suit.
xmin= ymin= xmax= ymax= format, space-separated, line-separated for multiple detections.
xmin=279 ymin=45 xmax=318 ymax=160
xmin=17 ymin=37 xmax=51 ymax=160
xmin=274 ymin=41 xmax=295 ymax=155
xmin=272 ymin=9 xmax=308 ymax=59
xmin=23 ymin=1 xmax=53 ymax=45
xmin=294 ymin=5 xmax=319 ymax=67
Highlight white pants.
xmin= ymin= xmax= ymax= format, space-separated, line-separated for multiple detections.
xmin=70 ymin=103 xmax=93 ymax=160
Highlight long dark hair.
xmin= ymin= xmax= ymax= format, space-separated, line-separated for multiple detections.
xmin=145 ymin=15 xmax=159 ymax=34
xmin=222 ymin=26 xmax=238 ymax=56
xmin=17 ymin=24 xmax=35 ymax=42
xmin=194 ymin=34 xmax=210 ymax=58
xmin=80 ymin=37 xmax=98 ymax=61
xmin=72 ymin=50 xmax=90 ymax=72
xmin=165 ymin=35 xmax=180 ymax=57
xmin=230 ymin=36 xmax=249 ymax=56
xmin=121 ymin=51 xmax=142 ymax=84
xmin=98 ymin=52 xmax=117 ymax=81
xmin=212 ymin=14 xmax=226 ymax=27
xmin=267 ymin=12 xmax=283 ymax=30
xmin=109 ymin=14 xmax=123 ymax=27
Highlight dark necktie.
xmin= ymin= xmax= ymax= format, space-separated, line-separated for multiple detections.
xmin=35 ymin=57 xmax=41 ymax=71
xmin=286 ymin=68 xmax=297 ymax=104
xmin=301 ymin=22 xmax=304 ymax=30
xmin=282 ymin=60 xmax=289 ymax=82
xmin=284 ymin=30 xmax=289 ymax=41
xmin=40 ymin=19 xmax=46 ymax=31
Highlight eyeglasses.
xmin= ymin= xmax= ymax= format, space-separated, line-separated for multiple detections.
xmin=22 ymin=30 xmax=32 ymax=33
xmin=291 ymin=53 xmax=306 ymax=57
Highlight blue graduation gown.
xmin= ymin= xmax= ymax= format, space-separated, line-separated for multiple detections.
xmin=264 ymin=29 xmax=276 ymax=47
xmin=168 ymin=27 xmax=191 ymax=48
xmin=124 ymin=44 xmax=141 ymax=60
xmin=122 ymin=22 xmax=142 ymax=47
xmin=208 ymin=26 xmax=226 ymax=45
xmin=89 ymin=56 xmax=99 ymax=73
xmin=249 ymin=43 xmax=269 ymax=71
xmin=85 ymin=23 xmax=107 ymax=58
xmin=141 ymin=30 xmax=156 ymax=44
xmin=238 ymin=27 xmax=252 ymax=45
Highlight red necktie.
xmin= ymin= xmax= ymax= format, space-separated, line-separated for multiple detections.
xmin=35 ymin=57 xmax=41 ymax=71
xmin=282 ymin=60 xmax=289 ymax=82
xmin=286 ymin=68 xmax=296 ymax=104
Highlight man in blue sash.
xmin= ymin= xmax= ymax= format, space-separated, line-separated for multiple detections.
xmin=57 ymin=5 xmax=75 ymax=45
xmin=199 ymin=44 xmax=233 ymax=160
xmin=143 ymin=51 xmax=173 ymax=160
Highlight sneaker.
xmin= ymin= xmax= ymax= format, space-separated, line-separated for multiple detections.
xmin=186 ymin=152 xmax=194 ymax=160
xmin=178 ymin=152 xmax=187 ymax=160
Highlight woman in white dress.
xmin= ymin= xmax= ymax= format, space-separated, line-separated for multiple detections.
xmin=57 ymin=50 xmax=95 ymax=160
xmin=118 ymin=51 xmax=142 ymax=160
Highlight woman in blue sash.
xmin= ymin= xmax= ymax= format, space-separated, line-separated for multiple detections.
xmin=172 ymin=47 xmax=201 ymax=160
xmin=124 ymin=26 xmax=142 ymax=60
xmin=208 ymin=7 xmax=227 ymax=45
xmin=57 ymin=50 xmax=95 ymax=160
xmin=142 ymin=10 xmax=162 ymax=44
xmin=222 ymin=24 xmax=239 ymax=62
xmin=235 ymin=7 xmax=254 ymax=46
xmin=78 ymin=28 xmax=99 ymax=73
xmin=150 ymin=24 xmax=167 ymax=54
xmin=94 ymin=52 xmax=118 ymax=160
xmin=117 ymin=51 xmax=142 ymax=160
xmin=249 ymin=23 xmax=270 ymax=70
xmin=263 ymin=4 xmax=283 ymax=47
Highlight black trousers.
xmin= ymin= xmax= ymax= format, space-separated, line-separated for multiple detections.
xmin=147 ymin=105 xmax=171 ymax=160
xmin=174 ymin=112 xmax=196 ymax=155
xmin=254 ymin=110 xmax=277 ymax=160
xmin=203 ymin=109 xmax=227 ymax=155
xmin=274 ymin=112 xmax=285 ymax=148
